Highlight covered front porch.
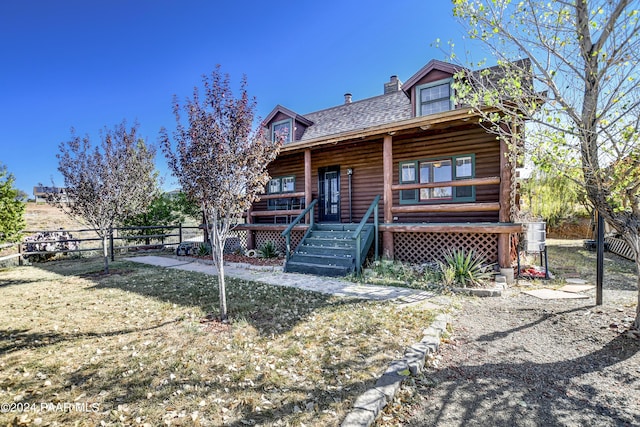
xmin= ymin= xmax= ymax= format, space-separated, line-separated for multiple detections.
xmin=244 ymin=112 xmax=522 ymax=273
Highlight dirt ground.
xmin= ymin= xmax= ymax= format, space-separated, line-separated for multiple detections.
xmin=547 ymin=217 xmax=592 ymax=239
xmin=378 ymin=241 xmax=640 ymax=427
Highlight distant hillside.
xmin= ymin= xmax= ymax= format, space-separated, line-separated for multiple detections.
xmin=24 ymin=202 xmax=86 ymax=231
xmin=23 ymin=202 xmax=200 ymax=232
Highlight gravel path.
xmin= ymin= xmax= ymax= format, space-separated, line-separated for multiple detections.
xmin=378 ymin=285 xmax=640 ymax=427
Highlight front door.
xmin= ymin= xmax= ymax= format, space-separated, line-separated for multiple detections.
xmin=319 ymin=166 xmax=340 ymax=222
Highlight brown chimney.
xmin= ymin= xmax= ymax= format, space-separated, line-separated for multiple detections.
xmin=344 ymin=93 xmax=352 ymax=104
xmin=384 ymin=75 xmax=402 ymax=94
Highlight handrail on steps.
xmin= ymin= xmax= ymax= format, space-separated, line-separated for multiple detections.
xmin=352 ymin=195 xmax=381 ymax=275
xmin=281 ymin=199 xmax=317 ymax=262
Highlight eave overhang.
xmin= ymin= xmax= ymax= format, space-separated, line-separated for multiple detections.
xmin=279 ymin=106 xmax=499 ymax=153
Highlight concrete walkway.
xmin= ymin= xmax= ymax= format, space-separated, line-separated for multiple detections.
xmin=124 ymin=255 xmax=441 ymax=307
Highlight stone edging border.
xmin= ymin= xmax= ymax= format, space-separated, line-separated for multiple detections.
xmin=340 ymin=313 xmax=451 ymax=427
xmin=449 ymin=284 xmax=504 ymax=297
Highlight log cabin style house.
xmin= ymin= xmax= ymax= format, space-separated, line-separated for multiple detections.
xmin=238 ymin=59 xmax=523 ymax=276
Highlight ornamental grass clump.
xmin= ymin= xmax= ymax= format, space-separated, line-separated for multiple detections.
xmin=438 ymin=248 xmax=495 ymax=288
xmin=258 ymin=241 xmax=279 ymax=258
xmin=197 ymin=242 xmax=212 ymax=257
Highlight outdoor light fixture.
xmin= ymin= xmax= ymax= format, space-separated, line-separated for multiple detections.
xmin=347 ymin=168 xmax=353 ymax=175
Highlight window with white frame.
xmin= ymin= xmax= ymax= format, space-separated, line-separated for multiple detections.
xmin=272 ymin=119 xmax=292 ymax=143
xmin=399 ymin=154 xmax=475 ymax=204
xmin=415 ymin=78 xmax=453 ymax=116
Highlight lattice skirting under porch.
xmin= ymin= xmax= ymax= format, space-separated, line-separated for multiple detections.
xmin=226 ymin=229 xmax=248 ymax=253
xmin=253 ymin=230 xmax=305 ymax=254
xmin=393 ymin=232 xmax=499 ymax=264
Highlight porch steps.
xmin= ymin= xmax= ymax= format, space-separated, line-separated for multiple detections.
xmin=284 ymin=223 xmax=375 ymax=276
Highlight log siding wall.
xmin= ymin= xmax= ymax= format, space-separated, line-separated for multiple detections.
xmin=257 ymin=123 xmax=501 ymax=225
xmin=391 ymin=125 xmax=500 ymax=223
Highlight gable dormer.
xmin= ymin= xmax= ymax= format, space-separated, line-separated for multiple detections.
xmin=263 ymin=105 xmax=313 ymax=144
xmin=402 ymin=60 xmax=465 ymax=118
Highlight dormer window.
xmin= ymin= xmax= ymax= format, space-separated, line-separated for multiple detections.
xmin=272 ymin=119 xmax=292 ymax=143
xmin=416 ymin=78 xmax=453 ymax=116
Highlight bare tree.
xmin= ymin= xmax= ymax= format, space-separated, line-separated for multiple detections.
xmin=451 ymin=0 xmax=640 ymax=328
xmin=54 ymin=121 xmax=158 ymax=273
xmin=161 ymin=67 xmax=281 ymax=322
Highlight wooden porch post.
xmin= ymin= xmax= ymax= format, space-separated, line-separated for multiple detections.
xmin=304 ymin=149 xmax=312 ymax=223
xmin=498 ymin=133 xmax=512 ymax=268
xmin=382 ymin=134 xmax=394 ymax=259
xmin=246 ymin=206 xmax=255 ymax=250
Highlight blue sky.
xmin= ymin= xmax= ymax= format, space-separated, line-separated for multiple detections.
xmin=0 ymin=0 xmax=472 ymax=196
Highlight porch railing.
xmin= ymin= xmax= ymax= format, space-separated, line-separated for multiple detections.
xmin=250 ymin=192 xmax=306 ymax=224
xmin=281 ymin=199 xmax=317 ymax=262
xmin=353 ymin=195 xmax=381 ymax=274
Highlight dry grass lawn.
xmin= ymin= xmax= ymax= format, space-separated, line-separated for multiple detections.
xmin=0 ymin=257 xmax=437 ymax=426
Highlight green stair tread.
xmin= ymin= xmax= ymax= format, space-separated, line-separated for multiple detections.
xmin=285 ymin=261 xmax=353 ymax=276
xmin=289 ymin=253 xmax=354 ymax=267
xmin=284 ymin=223 xmax=375 ymax=277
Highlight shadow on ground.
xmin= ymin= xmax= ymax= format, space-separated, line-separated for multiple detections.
xmin=402 ymin=297 xmax=640 ymax=427
xmin=547 ymin=242 xmax=637 ymax=291
xmin=31 ymin=257 xmax=365 ymax=337
xmin=1 ymin=256 xmax=435 ymax=426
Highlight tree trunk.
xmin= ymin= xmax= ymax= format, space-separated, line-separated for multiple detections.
xmin=207 ymin=212 xmax=229 ymax=322
xmin=574 ymin=1 xmax=640 ymax=330
xmin=218 ymin=254 xmax=228 ymax=321
xmin=212 ymin=237 xmax=228 ymax=321
xmin=102 ymin=233 xmax=109 ymax=274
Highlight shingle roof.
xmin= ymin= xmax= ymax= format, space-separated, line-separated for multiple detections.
xmin=269 ymin=59 xmax=533 ymax=145
xmin=298 ymin=90 xmax=411 ymax=141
